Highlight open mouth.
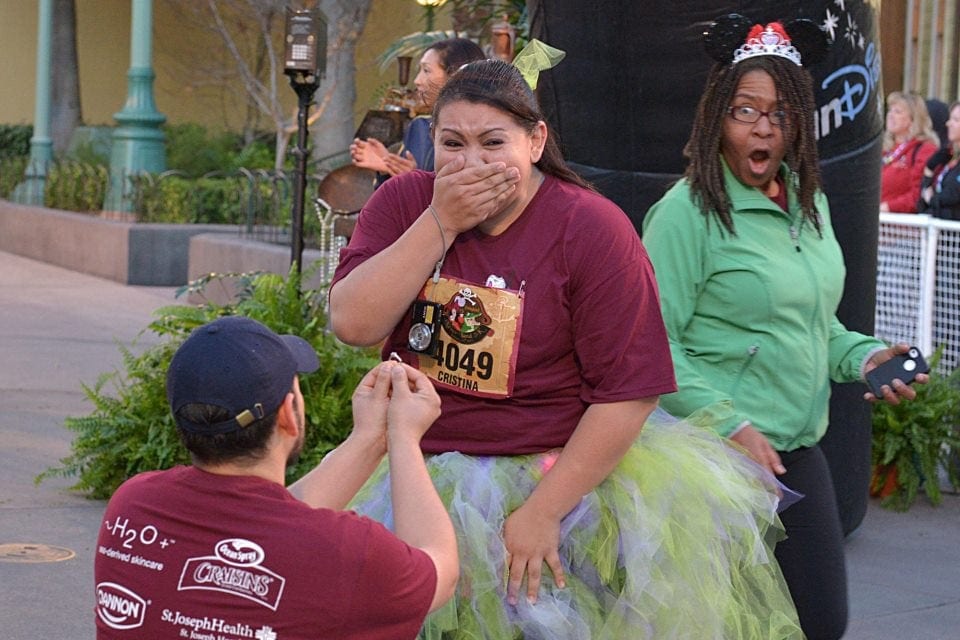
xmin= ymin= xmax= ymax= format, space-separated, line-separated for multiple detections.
xmin=748 ymin=150 xmax=771 ymax=174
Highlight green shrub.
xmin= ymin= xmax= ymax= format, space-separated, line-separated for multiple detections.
xmin=0 ymin=124 xmax=32 ymax=158
xmin=0 ymin=155 xmax=28 ymax=199
xmin=0 ymin=125 xmax=32 ymax=199
xmin=36 ymin=266 xmax=379 ymax=499
xmin=136 ymin=174 xmax=252 ymax=224
xmin=66 ymin=139 xmax=110 ymax=167
xmin=44 ymin=161 xmax=109 ymax=212
xmin=133 ymin=174 xmax=190 ymax=222
xmin=230 ymin=139 xmax=276 ymax=171
xmin=165 ymin=123 xmax=239 ymax=177
xmin=2 ymin=121 xmax=285 ymax=218
xmin=191 ymin=176 xmax=246 ymax=223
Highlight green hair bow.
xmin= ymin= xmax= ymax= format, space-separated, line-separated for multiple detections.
xmin=512 ymin=38 xmax=566 ymax=90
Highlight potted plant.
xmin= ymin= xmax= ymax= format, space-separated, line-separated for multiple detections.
xmin=870 ymin=347 xmax=960 ymax=510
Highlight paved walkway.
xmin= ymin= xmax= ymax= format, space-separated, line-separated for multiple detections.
xmin=0 ymin=249 xmax=957 ymax=639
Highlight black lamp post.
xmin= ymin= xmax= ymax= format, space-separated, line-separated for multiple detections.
xmin=283 ymin=7 xmax=327 ymax=273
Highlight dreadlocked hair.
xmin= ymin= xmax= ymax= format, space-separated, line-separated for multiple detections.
xmin=683 ymin=55 xmax=822 ymax=237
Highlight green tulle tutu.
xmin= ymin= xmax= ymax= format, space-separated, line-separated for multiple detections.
xmin=349 ymin=409 xmax=803 ymax=639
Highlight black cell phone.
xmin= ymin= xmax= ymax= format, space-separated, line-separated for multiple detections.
xmin=865 ymin=347 xmax=930 ymax=396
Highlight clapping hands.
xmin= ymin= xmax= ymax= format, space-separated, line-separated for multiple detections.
xmin=350 ymin=138 xmax=419 ymax=177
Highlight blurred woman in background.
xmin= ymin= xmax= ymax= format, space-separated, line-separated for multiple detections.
xmin=919 ymin=101 xmax=960 ymax=219
xmin=880 ymin=91 xmax=939 ymax=213
xmin=350 ymin=38 xmax=485 ymax=181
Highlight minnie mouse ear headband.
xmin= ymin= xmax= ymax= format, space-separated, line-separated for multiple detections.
xmin=703 ymin=14 xmax=828 ymax=67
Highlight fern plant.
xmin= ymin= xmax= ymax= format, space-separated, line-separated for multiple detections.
xmin=870 ymin=347 xmax=960 ymax=511
xmin=36 ymin=265 xmax=379 ymax=499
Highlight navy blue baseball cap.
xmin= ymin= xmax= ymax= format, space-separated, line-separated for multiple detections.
xmin=166 ymin=316 xmax=319 ymax=435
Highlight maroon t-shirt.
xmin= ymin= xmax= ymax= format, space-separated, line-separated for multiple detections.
xmin=95 ymin=467 xmax=436 ymax=639
xmin=333 ymin=172 xmax=677 ymax=455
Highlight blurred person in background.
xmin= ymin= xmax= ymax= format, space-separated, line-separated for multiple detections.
xmin=919 ymin=101 xmax=960 ymax=219
xmin=350 ymin=38 xmax=485 ymax=182
xmin=880 ymin=91 xmax=939 ymax=213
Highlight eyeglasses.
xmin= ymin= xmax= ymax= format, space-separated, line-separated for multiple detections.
xmin=728 ymin=105 xmax=789 ymax=126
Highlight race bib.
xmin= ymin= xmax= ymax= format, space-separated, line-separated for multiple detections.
xmin=413 ymin=276 xmax=523 ymax=398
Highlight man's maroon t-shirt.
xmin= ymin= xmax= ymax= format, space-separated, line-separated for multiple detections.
xmin=95 ymin=466 xmax=436 ymax=639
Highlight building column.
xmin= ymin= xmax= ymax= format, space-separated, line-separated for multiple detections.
xmin=105 ymin=0 xmax=166 ymax=212
xmin=15 ymin=0 xmax=54 ymax=205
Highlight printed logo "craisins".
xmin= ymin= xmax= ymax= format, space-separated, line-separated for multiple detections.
xmin=178 ymin=538 xmax=285 ymax=611
xmin=96 ymin=582 xmax=148 ymax=630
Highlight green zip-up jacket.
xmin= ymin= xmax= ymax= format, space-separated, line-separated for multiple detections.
xmin=642 ymin=161 xmax=885 ymax=451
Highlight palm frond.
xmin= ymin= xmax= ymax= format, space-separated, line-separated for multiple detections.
xmin=376 ymin=30 xmax=465 ymax=74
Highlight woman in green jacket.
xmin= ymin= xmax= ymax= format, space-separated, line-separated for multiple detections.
xmin=643 ymin=15 xmax=926 ymax=640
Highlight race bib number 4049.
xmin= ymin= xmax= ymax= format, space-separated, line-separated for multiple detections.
xmin=415 ymin=276 xmax=523 ymax=398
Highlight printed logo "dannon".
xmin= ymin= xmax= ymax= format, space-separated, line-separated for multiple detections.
xmin=96 ymin=582 xmax=147 ymax=630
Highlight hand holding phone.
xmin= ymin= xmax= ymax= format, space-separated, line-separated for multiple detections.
xmin=865 ymin=346 xmax=930 ymax=397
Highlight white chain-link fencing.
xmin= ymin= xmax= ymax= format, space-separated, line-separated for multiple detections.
xmin=876 ymin=213 xmax=960 ymax=373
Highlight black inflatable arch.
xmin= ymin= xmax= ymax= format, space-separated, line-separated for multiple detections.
xmin=530 ymin=0 xmax=883 ymax=535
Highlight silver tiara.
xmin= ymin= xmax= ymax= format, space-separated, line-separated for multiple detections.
xmin=732 ymin=23 xmax=802 ymax=66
